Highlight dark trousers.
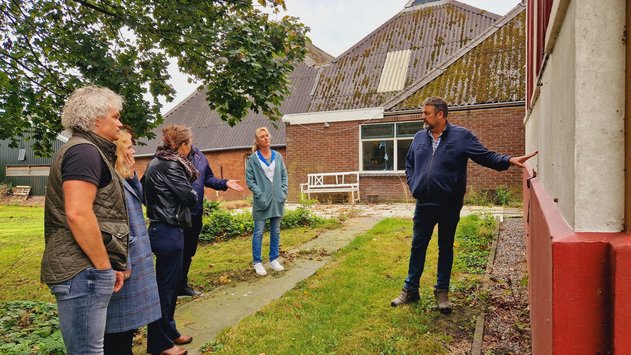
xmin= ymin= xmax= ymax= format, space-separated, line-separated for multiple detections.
xmin=104 ymin=330 xmax=135 ymax=355
xmin=147 ymin=222 xmax=183 ymax=354
xmin=179 ymin=214 xmax=203 ymax=290
xmin=404 ymin=203 xmax=461 ymax=292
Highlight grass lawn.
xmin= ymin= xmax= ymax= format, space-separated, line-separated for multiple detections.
xmin=205 ymin=215 xmax=496 ymax=354
xmin=0 ymin=205 xmax=53 ymax=303
xmin=0 ymin=203 xmax=495 ymax=354
xmin=0 ymin=204 xmax=340 ymax=302
xmin=187 ymin=218 xmax=340 ymax=291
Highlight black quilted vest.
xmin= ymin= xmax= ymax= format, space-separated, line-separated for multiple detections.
xmin=41 ymin=130 xmax=129 ymax=283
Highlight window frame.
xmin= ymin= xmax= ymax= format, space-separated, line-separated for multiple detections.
xmin=5 ymin=165 xmax=50 ymax=177
xmin=359 ymin=121 xmax=422 ymax=173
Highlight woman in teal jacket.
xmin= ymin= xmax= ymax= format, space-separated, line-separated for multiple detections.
xmin=245 ymin=127 xmax=288 ymax=276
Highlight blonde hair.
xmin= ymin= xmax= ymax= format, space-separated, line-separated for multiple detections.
xmin=61 ymin=85 xmax=124 ymax=133
xmin=114 ymin=131 xmax=134 ymax=179
xmin=162 ymin=124 xmax=192 ymax=151
xmin=251 ymin=127 xmax=271 ymax=152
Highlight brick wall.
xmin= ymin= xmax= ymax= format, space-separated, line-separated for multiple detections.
xmin=135 ymin=147 xmax=286 ymax=201
xmin=285 ymin=105 xmax=525 ymax=202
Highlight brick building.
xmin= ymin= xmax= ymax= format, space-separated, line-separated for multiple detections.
xmin=284 ymin=1 xmax=526 ymax=202
xmin=135 ymin=1 xmax=527 ymax=204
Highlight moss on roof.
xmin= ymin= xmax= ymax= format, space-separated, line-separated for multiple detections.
xmin=392 ymin=10 xmax=525 ymax=109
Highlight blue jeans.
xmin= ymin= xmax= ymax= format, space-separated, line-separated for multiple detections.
xmin=252 ymin=217 xmax=281 ymax=264
xmin=147 ymin=222 xmax=184 ymax=354
xmin=48 ymin=266 xmax=116 ymax=355
xmin=404 ymin=203 xmax=461 ymax=292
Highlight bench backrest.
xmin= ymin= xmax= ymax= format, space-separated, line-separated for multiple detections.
xmin=306 ymin=172 xmax=359 ymax=188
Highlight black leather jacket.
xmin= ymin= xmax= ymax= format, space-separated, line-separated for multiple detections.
xmin=143 ymin=157 xmax=197 ymax=228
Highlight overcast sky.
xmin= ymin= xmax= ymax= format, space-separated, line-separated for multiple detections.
xmin=161 ymin=0 xmax=521 ymax=113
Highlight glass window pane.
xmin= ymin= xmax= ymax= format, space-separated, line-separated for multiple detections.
xmin=397 ymin=121 xmax=423 ymax=137
xmin=30 ymin=166 xmax=50 ymax=176
xmin=362 ymin=140 xmax=394 ymax=171
xmin=397 ymin=139 xmax=413 ymax=170
xmin=6 ymin=166 xmax=29 ymax=176
xmin=361 ymin=124 xmax=394 ymax=139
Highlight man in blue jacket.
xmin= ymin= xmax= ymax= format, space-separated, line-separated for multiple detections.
xmin=390 ymin=97 xmax=536 ymax=314
xmin=178 ymin=146 xmax=243 ymax=296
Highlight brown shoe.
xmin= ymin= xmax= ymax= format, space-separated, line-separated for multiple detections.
xmin=160 ymin=345 xmax=187 ymax=355
xmin=390 ymin=288 xmax=420 ymax=307
xmin=173 ymin=335 xmax=193 ymax=345
xmin=434 ymin=289 xmax=453 ymax=314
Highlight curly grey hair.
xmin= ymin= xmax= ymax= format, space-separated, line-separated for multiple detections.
xmin=61 ymin=85 xmax=124 ymax=133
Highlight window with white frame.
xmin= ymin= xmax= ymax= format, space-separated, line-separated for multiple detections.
xmin=6 ymin=165 xmax=50 ymax=176
xmin=360 ymin=121 xmax=423 ymax=172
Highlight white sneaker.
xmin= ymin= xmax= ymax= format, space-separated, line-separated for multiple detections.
xmin=254 ymin=262 xmax=267 ymax=276
xmin=270 ymin=259 xmax=284 ymax=272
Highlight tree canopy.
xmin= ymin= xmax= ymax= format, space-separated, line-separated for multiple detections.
xmin=0 ymin=0 xmax=308 ymax=156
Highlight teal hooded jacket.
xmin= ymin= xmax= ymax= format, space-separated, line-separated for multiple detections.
xmin=245 ymin=151 xmax=288 ymax=220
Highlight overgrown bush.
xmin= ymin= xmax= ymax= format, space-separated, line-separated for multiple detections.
xmin=0 ymin=182 xmax=12 ymax=196
xmin=281 ymin=206 xmax=324 ymax=228
xmin=203 ymin=199 xmax=221 ymax=215
xmin=464 ymin=186 xmax=521 ymax=206
xmin=0 ymin=301 xmax=65 ymax=354
xmin=494 ymin=186 xmax=513 ymax=206
xmin=464 ymin=188 xmax=493 ymax=206
xmin=200 ymin=209 xmax=252 ymax=242
xmin=199 ymin=206 xmax=326 ymax=243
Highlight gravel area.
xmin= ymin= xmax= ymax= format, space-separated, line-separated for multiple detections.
xmin=483 ymin=217 xmax=532 ymax=354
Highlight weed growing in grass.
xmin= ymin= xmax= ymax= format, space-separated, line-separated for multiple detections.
xmin=495 ymin=186 xmax=512 ymax=206
xmin=454 ymin=214 xmax=496 ymax=274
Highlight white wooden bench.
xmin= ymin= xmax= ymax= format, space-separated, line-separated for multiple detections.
xmin=300 ymin=171 xmax=360 ymax=203
xmin=12 ymin=185 xmax=31 ymax=201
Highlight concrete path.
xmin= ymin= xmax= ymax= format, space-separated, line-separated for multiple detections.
xmin=175 ymin=216 xmax=381 ymax=354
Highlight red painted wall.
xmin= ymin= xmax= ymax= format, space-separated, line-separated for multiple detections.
xmin=524 ymin=168 xmax=631 ymax=354
xmin=609 ymin=238 xmax=631 ymax=354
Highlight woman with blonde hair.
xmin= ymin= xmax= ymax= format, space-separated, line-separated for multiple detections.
xmin=245 ymin=127 xmax=288 ymax=276
xmin=105 ymin=130 xmax=161 ymax=354
xmin=143 ymin=124 xmax=198 ymax=355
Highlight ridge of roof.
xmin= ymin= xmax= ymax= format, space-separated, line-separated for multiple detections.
xmin=403 ymin=0 xmax=500 ymax=20
xmin=162 ymin=88 xmax=203 ymax=118
xmin=330 ymin=0 xmax=499 ymax=62
xmin=382 ymin=2 xmax=526 ymax=110
xmin=304 ymin=42 xmax=335 ymax=67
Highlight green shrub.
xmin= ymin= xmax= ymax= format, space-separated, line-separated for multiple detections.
xmin=200 ymin=209 xmax=253 ymax=243
xmin=0 ymin=301 xmax=65 ymax=354
xmin=494 ymin=185 xmax=513 ymax=206
xmin=199 ymin=206 xmax=326 ymax=243
xmin=203 ymin=199 xmax=221 ymax=215
xmin=464 ymin=188 xmax=493 ymax=206
xmin=281 ymin=206 xmax=325 ymax=228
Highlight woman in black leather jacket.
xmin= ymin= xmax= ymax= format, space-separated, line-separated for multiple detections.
xmin=143 ymin=124 xmax=197 ymax=355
